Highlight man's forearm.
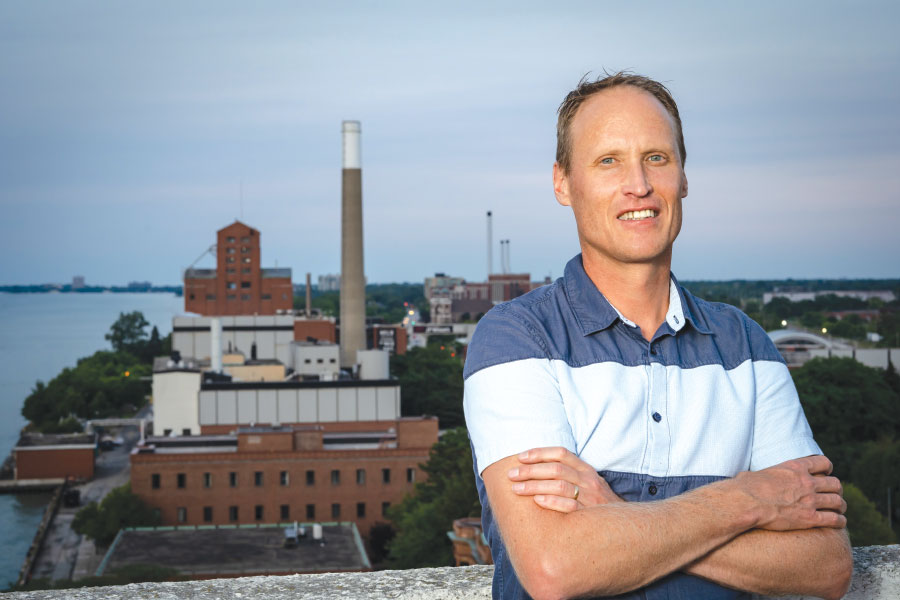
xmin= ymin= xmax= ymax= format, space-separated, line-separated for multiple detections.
xmin=686 ymin=527 xmax=852 ymax=600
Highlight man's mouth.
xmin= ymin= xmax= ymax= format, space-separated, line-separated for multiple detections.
xmin=617 ymin=209 xmax=658 ymax=221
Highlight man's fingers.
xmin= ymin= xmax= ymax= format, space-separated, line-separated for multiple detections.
xmin=508 ymin=461 xmax=578 ymax=482
xmin=518 ymin=446 xmax=587 ymax=468
xmin=813 ymin=475 xmax=843 ymax=495
xmin=533 ymin=494 xmax=579 ymax=514
xmin=815 ymin=492 xmax=846 ymax=513
xmin=813 ymin=509 xmax=847 ymax=529
xmin=803 ymin=455 xmax=834 ymax=476
xmin=512 ymin=479 xmax=578 ymax=498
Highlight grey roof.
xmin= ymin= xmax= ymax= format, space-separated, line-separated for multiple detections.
xmin=17 ymin=433 xmax=95 ymax=447
xmin=184 ymin=268 xmax=217 ymax=279
xmin=101 ymin=524 xmax=370 ymax=576
xmin=262 ymin=268 xmax=292 ymax=279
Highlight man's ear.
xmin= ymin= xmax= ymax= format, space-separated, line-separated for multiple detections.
xmin=553 ymin=162 xmax=571 ymax=207
xmin=681 ymin=171 xmax=688 ymax=198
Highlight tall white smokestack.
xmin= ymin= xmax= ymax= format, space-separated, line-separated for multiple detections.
xmin=340 ymin=121 xmax=366 ymax=369
xmin=210 ymin=317 xmax=222 ymax=373
xmin=486 ymin=211 xmax=493 ymax=277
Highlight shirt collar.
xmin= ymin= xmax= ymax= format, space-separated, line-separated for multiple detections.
xmin=563 ymin=255 xmax=712 ymax=337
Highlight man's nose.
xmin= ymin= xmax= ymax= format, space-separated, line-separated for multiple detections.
xmin=621 ymin=162 xmax=652 ymax=197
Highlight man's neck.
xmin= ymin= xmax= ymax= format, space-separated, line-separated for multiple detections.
xmin=581 ymin=250 xmax=673 ymax=342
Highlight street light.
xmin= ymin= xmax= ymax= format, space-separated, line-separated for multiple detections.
xmin=781 ymin=320 xmax=787 ymax=327
xmin=822 ymin=327 xmax=828 ymax=334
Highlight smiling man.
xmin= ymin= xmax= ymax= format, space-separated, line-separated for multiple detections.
xmin=463 ymin=73 xmax=853 ymax=600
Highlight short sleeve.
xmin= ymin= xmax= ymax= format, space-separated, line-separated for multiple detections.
xmin=749 ymin=359 xmax=822 ymax=470
xmin=464 ymin=307 xmax=576 ymax=475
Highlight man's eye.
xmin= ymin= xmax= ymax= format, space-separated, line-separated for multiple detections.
xmin=600 ymin=157 xmax=614 ymax=165
xmin=648 ymin=154 xmax=664 ymax=162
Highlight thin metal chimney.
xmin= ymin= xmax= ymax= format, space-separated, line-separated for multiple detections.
xmin=340 ymin=120 xmax=366 ymax=368
xmin=486 ymin=211 xmax=493 ymax=277
xmin=305 ymin=272 xmax=312 ymax=317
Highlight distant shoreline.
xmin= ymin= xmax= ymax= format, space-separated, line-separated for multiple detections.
xmin=1 ymin=286 xmax=182 ymax=295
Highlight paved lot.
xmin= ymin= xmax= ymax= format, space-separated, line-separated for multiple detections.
xmin=30 ymin=425 xmax=138 ymax=582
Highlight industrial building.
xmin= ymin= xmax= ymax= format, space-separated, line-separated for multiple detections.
xmin=183 ymin=221 xmax=293 ymax=316
xmin=13 ymin=433 xmax=97 ymax=481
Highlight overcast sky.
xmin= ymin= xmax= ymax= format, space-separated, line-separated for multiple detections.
xmin=1 ymin=1 xmax=898 ymax=286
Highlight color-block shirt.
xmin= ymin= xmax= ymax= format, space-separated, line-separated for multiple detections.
xmin=463 ymin=254 xmax=821 ymax=600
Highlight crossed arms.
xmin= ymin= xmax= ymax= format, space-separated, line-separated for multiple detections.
xmin=482 ymin=448 xmax=852 ymax=600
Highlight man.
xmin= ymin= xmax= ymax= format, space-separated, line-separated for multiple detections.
xmin=463 ymin=73 xmax=853 ymax=600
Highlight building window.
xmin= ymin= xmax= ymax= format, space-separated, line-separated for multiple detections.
xmin=304 ymin=358 xmax=311 ymax=364
xmin=331 ymin=470 xmax=340 ymax=485
xmin=177 ymin=473 xmax=186 ymax=488
xmin=203 ymin=506 xmax=213 ymax=522
xmin=151 ymin=474 xmax=160 ymax=489
xmin=242 ymin=267 xmax=251 ymax=274
xmin=255 ymin=505 xmax=264 ymax=521
xmin=356 ymin=469 xmax=366 ymax=485
xmin=241 ymin=294 xmax=250 ymax=301
xmin=407 ymin=468 xmax=416 ymax=483
xmin=241 ymin=246 xmax=250 ymax=253
xmin=203 ymin=473 xmax=212 ymax=488
xmin=226 ymin=257 xmax=235 ymax=263
xmin=280 ymin=504 xmax=290 ymax=520
xmin=226 ymin=267 xmax=236 ymax=274
xmin=316 ymin=358 xmax=324 ymax=364
xmin=163 ymin=429 xmax=172 ymax=436
xmin=254 ymin=471 xmax=264 ymax=486
xmin=261 ymin=293 xmax=271 ymax=300
xmin=382 ymin=468 xmax=391 ymax=484
xmin=305 ymin=470 xmax=315 ymax=486
xmin=331 ymin=503 xmax=340 ymax=519
xmin=229 ymin=472 xmax=238 ymax=487
xmin=280 ymin=471 xmax=289 ymax=486
xmin=182 ymin=428 xmax=191 ymax=436
xmin=227 ymin=294 xmax=236 ymax=300
xmin=356 ymin=502 xmax=366 ymax=518
xmin=282 ymin=294 xmax=288 ymax=300
xmin=227 ymin=282 xmax=237 ymax=289
xmin=329 ymin=358 xmax=336 ymax=363
xmin=306 ymin=504 xmax=315 ymax=519
xmin=188 ymin=293 xmax=195 ymax=300
xmin=177 ymin=507 xmax=187 ymax=523
xmin=206 ymin=293 xmax=215 ymax=300
xmin=241 ymin=236 xmax=250 ymax=243
xmin=243 ymin=257 xmax=251 ymax=264
xmin=229 ymin=506 xmax=239 ymax=521
xmin=226 ymin=247 xmax=235 ymax=254
xmin=227 ymin=236 xmax=235 ymax=243
xmin=382 ymin=502 xmax=391 ymax=517
xmin=152 ymin=508 xmax=161 ymax=521
xmin=241 ymin=281 xmax=251 ymax=289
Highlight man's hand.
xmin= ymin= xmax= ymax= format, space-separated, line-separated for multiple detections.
xmin=508 ymin=446 xmax=622 ymax=512
xmin=733 ymin=455 xmax=847 ymax=530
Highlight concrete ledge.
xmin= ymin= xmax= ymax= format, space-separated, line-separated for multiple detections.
xmin=6 ymin=545 xmax=898 ymax=599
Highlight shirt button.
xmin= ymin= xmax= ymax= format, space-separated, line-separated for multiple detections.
xmin=648 ymin=484 xmax=658 ymax=496
xmin=652 ymin=412 xmax=662 ymax=423
xmin=649 ymin=346 xmax=657 ymax=355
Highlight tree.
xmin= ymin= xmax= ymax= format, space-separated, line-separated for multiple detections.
xmin=72 ymin=483 xmax=160 ymax=546
xmin=390 ymin=345 xmax=464 ymax=428
xmin=105 ymin=311 xmax=149 ymax=355
xmin=792 ymin=357 xmax=900 ymax=478
xmin=851 ymin=438 xmax=900 ymax=529
xmin=843 ymin=482 xmax=897 ymax=547
xmin=386 ymin=428 xmax=481 ymax=568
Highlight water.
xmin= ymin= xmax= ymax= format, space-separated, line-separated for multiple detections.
xmin=0 ymin=292 xmax=183 ymax=587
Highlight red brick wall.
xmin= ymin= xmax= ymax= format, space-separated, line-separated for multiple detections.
xmin=16 ymin=448 xmax=95 ymax=480
xmin=294 ymin=320 xmax=337 ymax=343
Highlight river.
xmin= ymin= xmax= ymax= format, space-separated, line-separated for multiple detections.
xmin=0 ymin=292 xmax=183 ymax=587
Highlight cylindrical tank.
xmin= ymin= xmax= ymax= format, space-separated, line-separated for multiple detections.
xmin=357 ymin=349 xmax=390 ymax=380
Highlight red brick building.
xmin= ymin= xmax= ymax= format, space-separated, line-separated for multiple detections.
xmin=131 ymin=418 xmax=437 ymax=537
xmin=184 ymin=221 xmax=293 ymax=316
xmin=14 ymin=433 xmax=96 ymax=480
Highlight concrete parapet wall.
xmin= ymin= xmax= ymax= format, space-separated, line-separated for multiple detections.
xmin=6 ymin=545 xmax=899 ymax=599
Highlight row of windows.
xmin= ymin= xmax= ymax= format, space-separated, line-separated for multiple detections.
xmin=225 ymin=236 xmax=252 ymax=244
xmin=225 ymin=257 xmax=253 ymax=264
xmin=174 ymin=501 xmax=390 ymax=524
xmin=304 ymin=357 xmax=337 ymax=364
xmin=151 ymin=468 xmax=415 ymax=490
xmin=225 ymin=281 xmax=253 ymax=290
xmin=225 ymin=267 xmax=253 ymax=275
xmin=225 ymin=246 xmax=252 ymax=254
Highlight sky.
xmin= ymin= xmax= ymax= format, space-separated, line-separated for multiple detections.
xmin=1 ymin=1 xmax=899 ymax=286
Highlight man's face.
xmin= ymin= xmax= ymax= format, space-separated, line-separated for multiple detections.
xmin=554 ymin=85 xmax=688 ymax=268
